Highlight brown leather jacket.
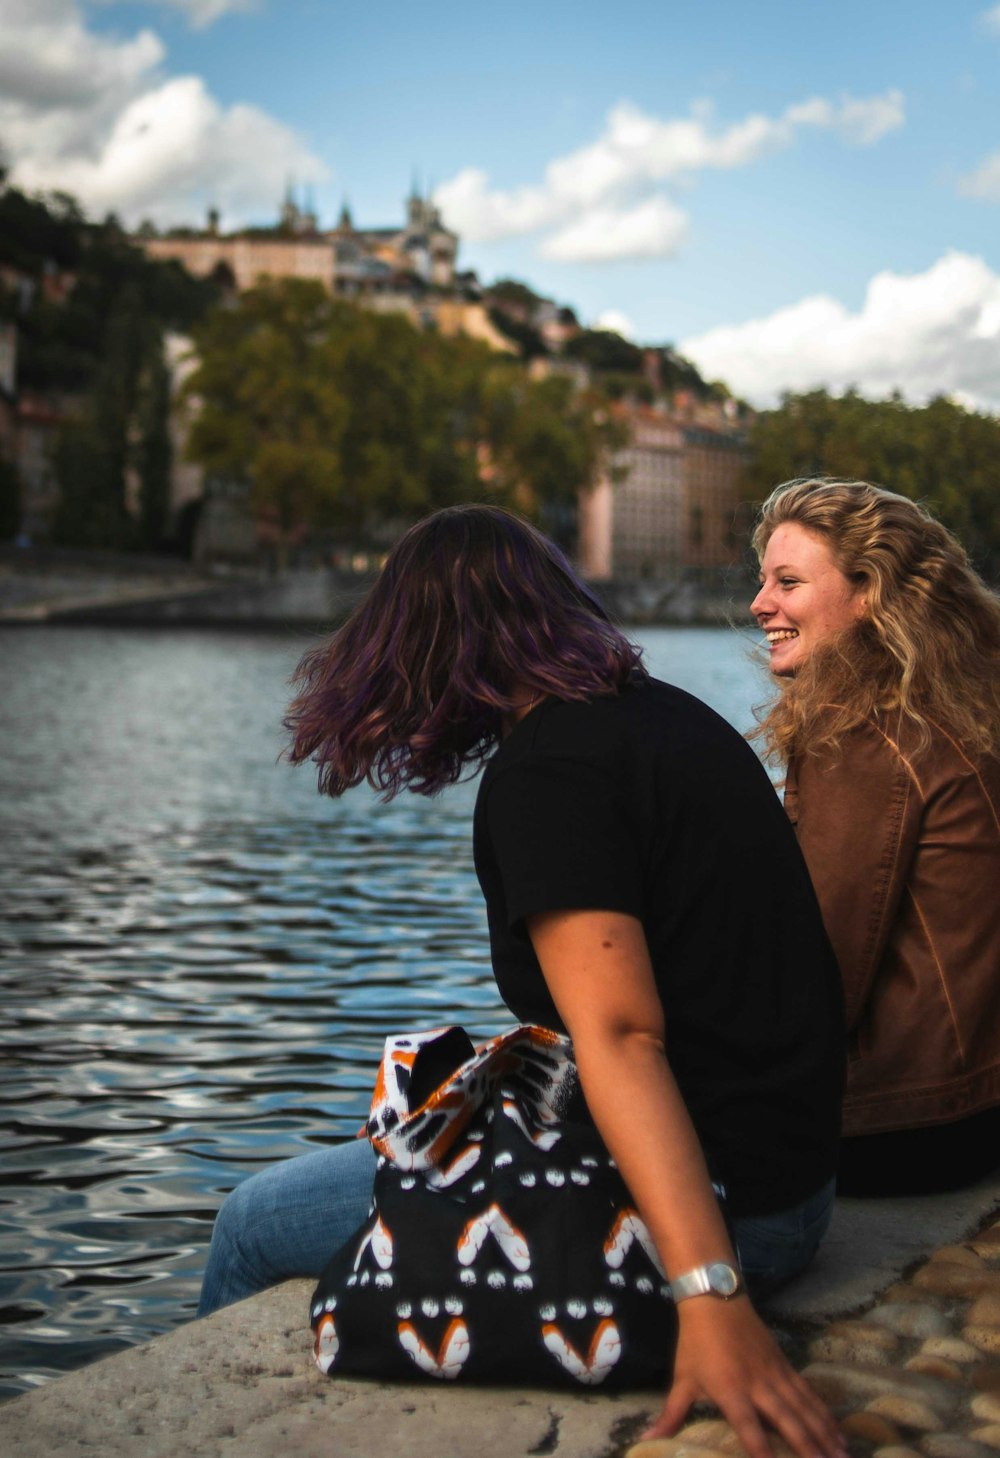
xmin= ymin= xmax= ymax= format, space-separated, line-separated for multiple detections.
xmin=784 ymin=711 xmax=1000 ymax=1137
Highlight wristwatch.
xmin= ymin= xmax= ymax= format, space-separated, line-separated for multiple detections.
xmin=670 ymin=1261 xmax=744 ymax=1303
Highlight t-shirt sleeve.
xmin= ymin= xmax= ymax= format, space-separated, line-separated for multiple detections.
xmin=483 ymin=754 xmax=644 ymax=928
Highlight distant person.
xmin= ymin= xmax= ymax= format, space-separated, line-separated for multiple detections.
xmin=199 ymin=505 xmax=845 ymax=1458
xmin=751 ymin=478 xmax=1000 ymax=1196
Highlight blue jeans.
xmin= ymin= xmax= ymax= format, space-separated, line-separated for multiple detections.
xmin=198 ymin=1139 xmax=835 ymax=1316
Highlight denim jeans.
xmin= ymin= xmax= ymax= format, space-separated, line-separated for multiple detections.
xmin=198 ymin=1138 xmax=835 ymax=1316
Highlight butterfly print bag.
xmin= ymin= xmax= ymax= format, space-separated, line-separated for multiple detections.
xmin=310 ymin=1024 xmax=681 ymax=1388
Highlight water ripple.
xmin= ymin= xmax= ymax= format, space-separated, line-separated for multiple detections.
xmin=0 ymin=624 xmax=759 ymax=1400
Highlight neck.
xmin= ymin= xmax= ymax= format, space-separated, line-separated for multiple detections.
xmin=501 ymin=686 xmax=543 ymax=737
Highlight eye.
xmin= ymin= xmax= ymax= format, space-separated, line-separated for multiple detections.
xmin=779 ymin=576 xmax=799 ymax=588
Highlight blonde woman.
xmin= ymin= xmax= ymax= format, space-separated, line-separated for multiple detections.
xmin=751 ymin=478 xmax=1000 ymax=1196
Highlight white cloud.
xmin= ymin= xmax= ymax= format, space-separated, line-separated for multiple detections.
xmin=594 ymin=309 xmax=636 ymax=340
xmin=958 ymin=150 xmax=1000 ymax=201
xmin=541 ymin=196 xmax=688 ymax=263
xmin=1 ymin=0 xmax=325 ymax=225
xmin=679 ymin=252 xmax=1000 ymax=411
xmin=0 ymin=1 xmax=162 ymax=113
xmin=980 ymin=5 xmax=1000 ymax=35
xmin=435 ymin=90 xmax=904 ymax=261
xmin=100 ymin=0 xmax=259 ymax=30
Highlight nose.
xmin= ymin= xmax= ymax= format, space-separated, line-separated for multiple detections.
xmin=750 ymin=583 xmax=772 ymax=620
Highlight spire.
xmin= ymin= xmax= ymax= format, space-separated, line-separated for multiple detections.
xmin=407 ymin=169 xmax=424 ymax=229
xmin=303 ymin=184 xmax=318 ymax=232
xmin=280 ymin=176 xmax=298 ymax=230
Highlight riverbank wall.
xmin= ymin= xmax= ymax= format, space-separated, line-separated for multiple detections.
xmin=0 ymin=548 xmax=753 ymax=629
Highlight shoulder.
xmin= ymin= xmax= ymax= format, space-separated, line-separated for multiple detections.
xmin=492 ymin=676 xmax=733 ymax=771
xmin=798 ymin=710 xmax=995 ymax=806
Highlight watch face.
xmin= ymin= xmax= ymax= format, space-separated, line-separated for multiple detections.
xmin=707 ymin=1262 xmax=741 ymax=1297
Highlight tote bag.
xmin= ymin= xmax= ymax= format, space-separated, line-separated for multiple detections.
xmin=310 ymin=1024 xmax=677 ymax=1388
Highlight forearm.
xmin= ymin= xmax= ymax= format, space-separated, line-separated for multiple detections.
xmin=571 ymin=1025 xmax=736 ymax=1281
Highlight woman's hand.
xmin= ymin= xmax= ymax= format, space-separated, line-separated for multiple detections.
xmin=643 ymin=1297 xmax=846 ymax=1458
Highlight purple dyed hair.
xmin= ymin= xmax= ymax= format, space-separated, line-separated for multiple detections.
xmin=285 ymin=504 xmax=645 ymax=797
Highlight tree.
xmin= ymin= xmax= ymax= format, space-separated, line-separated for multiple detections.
xmin=136 ymin=341 xmax=173 ymax=551
xmin=477 ymin=368 xmax=627 ymax=547
xmin=742 ymin=389 xmax=1000 ymax=580
xmin=183 ymin=279 xmax=348 ymax=566
xmin=183 ymin=279 xmax=626 ymax=560
xmin=564 ymin=328 xmax=645 ymax=375
xmin=0 ymin=451 xmax=21 ymax=539
xmin=51 ymin=284 xmax=146 ymax=548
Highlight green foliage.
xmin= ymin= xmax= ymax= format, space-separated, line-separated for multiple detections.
xmin=184 ymin=281 xmax=351 ymax=551
xmin=0 ymin=450 xmax=22 ymax=538
xmin=0 ymin=181 xmax=223 ymax=549
xmin=657 ymin=347 xmax=713 ymax=399
xmin=137 ymin=346 xmax=173 ymax=550
xmin=743 ymin=389 xmax=1000 ymax=579
xmin=487 ymin=279 xmax=545 ymax=312
xmin=2 ymin=193 xmax=220 ymax=397
xmin=564 ymin=328 xmax=645 ymax=375
xmin=183 ymin=279 xmax=620 ymax=550
xmin=486 ymin=306 xmax=547 ymax=360
xmin=601 ymin=372 xmax=655 ymax=405
xmin=0 ymin=188 xmax=82 ymax=275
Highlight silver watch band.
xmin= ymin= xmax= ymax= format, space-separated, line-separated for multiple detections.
xmin=670 ymin=1260 xmax=743 ymax=1302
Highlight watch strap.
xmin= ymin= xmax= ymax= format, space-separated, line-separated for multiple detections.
xmin=670 ymin=1261 xmax=743 ymax=1303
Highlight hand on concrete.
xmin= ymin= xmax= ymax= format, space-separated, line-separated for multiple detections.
xmin=641 ymin=1297 xmax=847 ymax=1458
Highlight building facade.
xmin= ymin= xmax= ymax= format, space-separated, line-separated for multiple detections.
xmin=578 ymin=401 xmax=748 ymax=582
xmin=137 ymin=185 xmax=459 ymax=299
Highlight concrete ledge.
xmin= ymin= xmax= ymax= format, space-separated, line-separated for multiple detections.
xmin=7 ymin=1182 xmax=1000 ymax=1458
xmin=769 ymin=1181 xmax=1000 ymax=1319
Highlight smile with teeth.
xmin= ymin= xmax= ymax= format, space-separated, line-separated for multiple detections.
xmin=765 ymin=629 xmax=799 ymax=644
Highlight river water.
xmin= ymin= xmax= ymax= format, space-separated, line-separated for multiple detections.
xmin=0 ymin=623 xmax=766 ymax=1400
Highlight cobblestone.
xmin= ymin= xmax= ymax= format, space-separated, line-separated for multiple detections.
xmin=628 ymin=1226 xmax=1000 ymax=1458
xmin=869 ymin=1306 xmax=954 ymax=1340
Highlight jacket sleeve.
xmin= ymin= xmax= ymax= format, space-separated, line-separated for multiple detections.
xmin=784 ymin=721 xmax=924 ymax=1032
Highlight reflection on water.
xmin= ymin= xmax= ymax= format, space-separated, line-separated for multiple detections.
xmin=0 ymin=624 xmax=764 ymax=1400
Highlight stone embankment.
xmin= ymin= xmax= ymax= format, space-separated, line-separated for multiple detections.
xmin=5 ymin=1185 xmax=1000 ymax=1458
xmin=0 ymin=549 xmax=751 ymax=628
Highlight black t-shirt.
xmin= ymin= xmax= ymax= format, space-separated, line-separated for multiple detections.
xmin=473 ymin=675 xmax=845 ymax=1217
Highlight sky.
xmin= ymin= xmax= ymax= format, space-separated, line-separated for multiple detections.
xmin=4 ymin=0 xmax=1000 ymax=409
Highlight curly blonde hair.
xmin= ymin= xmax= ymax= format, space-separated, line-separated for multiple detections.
xmin=751 ymin=478 xmax=1000 ymax=765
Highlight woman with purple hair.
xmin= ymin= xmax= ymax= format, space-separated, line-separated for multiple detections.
xmin=199 ymin=505 xmax=845 ymax=1458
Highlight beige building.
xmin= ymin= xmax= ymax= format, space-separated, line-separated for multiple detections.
xmin=136 ymin=186 xmax=458 ymax=299
xmin=579 ymin=403 xmax=748 ymax=581
xmin=682 ymin=425 xmax=747 ymax=571
xmin=142 ymin=233 xmax=335 ymax=293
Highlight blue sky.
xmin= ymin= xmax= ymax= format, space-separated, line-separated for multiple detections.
xmin=5 ymin=1 xmax=1000 ymax=406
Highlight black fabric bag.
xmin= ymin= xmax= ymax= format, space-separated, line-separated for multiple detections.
xmin=310 ymin=1024 xmax=677 ymax=1387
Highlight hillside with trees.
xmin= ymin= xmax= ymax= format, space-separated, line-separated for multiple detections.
xmin=0 ymin=174 xmax=221 ymax=551
xmin=183 ymin=278 xmax=625 ymax=564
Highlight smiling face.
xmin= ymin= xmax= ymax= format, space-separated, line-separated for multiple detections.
xmin=751 ymin=522 xmax=867 ymax=676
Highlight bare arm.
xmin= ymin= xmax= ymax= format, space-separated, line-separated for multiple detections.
xmin=527 ymin=908 xmax=845 ymax=1458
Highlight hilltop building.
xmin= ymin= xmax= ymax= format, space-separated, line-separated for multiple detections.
xmin=138 ymin=184 xmax=458 ymax=298
xmin=136 ymin=185 xmax=515 ymax=352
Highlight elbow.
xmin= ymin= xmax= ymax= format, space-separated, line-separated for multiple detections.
xmin=576 ymin=1020 xmax=667 ymax=1062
